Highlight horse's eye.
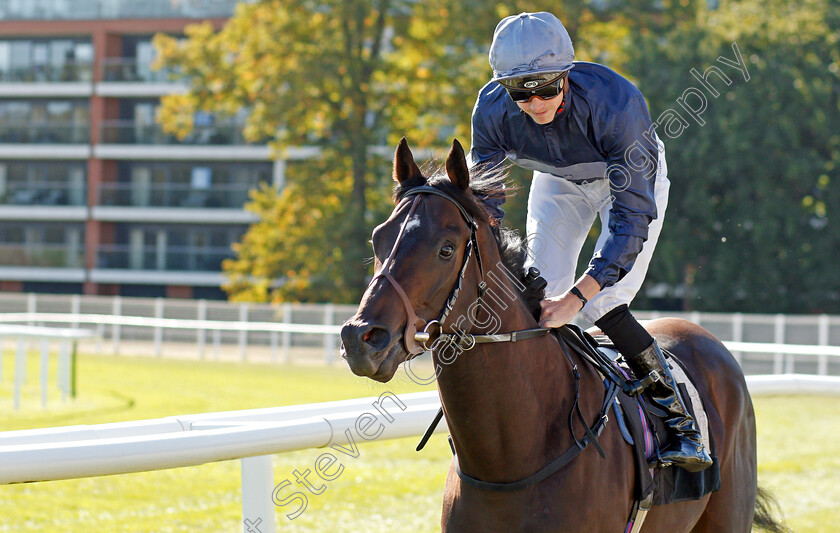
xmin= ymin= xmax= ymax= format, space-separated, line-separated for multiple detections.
xmin=439 ymin=244 xmax=455 ymax=259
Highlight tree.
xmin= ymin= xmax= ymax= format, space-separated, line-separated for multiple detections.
xmin=155 ymin=0 xmax=624 ymax=303
xmin=155 ymin=1 xmax=412 ymax=302
xmin=627 ymin=0 xmax=840 ymax=313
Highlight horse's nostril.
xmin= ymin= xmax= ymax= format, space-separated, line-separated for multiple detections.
xmin=362 ymin=326 xmax=390 ymax=350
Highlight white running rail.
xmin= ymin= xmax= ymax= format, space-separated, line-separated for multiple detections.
xmin=1 ymin=376 xmax=839 ymax=532
xmin=2 ymin=312 xmax=839 ymax=370
xmin=0 ymin=324 xmax=95 ymax=410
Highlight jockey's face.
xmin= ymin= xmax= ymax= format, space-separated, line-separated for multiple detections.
xmin=516 ymin=92 xmax=564 ymax=125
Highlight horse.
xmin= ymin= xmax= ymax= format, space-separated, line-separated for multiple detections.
xmin=341 ymin=138 xmax=786 ymax=532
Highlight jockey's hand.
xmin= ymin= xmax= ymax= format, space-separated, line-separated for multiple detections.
xmin=540 ymin=293 xmax=582 ymax=328
xmin=538 ymin=275 xmax=601 ymax=328
xmin=539 ymin=293 xmax=583 ymax=328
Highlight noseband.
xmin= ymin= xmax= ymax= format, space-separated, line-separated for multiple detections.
xmin=369 ymin=185 xmax=486 ymax=354
xmin=372 ymin=185 xmax=614 ymax=497
xmin=369 ymin=185 xmax=549 ymax=356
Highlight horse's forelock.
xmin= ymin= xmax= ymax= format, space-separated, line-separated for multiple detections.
xmin=391 ymin=162 xmax=542 ymax=319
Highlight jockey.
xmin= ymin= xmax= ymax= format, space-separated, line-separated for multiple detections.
xmin=468 ymin=11 xmax=712 ymax=472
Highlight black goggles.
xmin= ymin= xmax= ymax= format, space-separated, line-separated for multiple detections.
xmin=500 ymin=72 xmax=567 ymax=103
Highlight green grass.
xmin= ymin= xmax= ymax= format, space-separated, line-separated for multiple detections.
xmin=754 ymin=396 xmax=840 ymax=531
xmin=1 ymin=351 xmax=838 ymax=532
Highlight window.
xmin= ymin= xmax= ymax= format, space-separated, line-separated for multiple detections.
xmin=0 ymin=38 xmax=93 ymax=82
xmin=0 ymin=42 xmax=9 ymax=76
xmin=44 ymin=226 xmax=65 ymax=245
xmin=10 ymin=41 xmax=31 ymax=71
xmin=50 ymin=40 xmax=73 ymax=68
xmin=0 ymin=100 xmax=89 ymax=143
xmin=0 ymin=161 xmax=87 ymax=206
xmin=115 ymin=162 xmax=271 ymax=208
xmin=0 ymin=224 xmax=24 ymax=243
xmin=47 ymin=101 xmax=73 ymax=122
xmin=191 ymin=167 xmax=212 ymax=190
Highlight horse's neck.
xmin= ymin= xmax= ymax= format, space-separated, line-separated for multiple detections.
xmin=434 ymin=300 xmax=578 ymax=483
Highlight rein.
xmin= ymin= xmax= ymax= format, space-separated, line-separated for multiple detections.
xmin=375 ymin=185 xmax=616 ymax=493
xmin=452 ymin=326 xmax=619 ymax=492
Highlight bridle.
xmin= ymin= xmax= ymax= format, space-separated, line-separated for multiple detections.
xmin=370 ymin=184 xmax=629 ymax=501
xmin=367 ymin=184 xmax=547 ymax=355
xmin=368 ymin=185 xmax=486 ymax=355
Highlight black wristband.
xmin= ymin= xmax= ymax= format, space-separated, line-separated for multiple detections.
xmin=569 ymin=286 xmax=588 ymax=309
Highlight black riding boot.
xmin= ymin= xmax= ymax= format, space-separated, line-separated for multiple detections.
xmin=627 ymin=340 xmax=713 ymax=472
xmin=595 ymin=305 xmax=712 ymax=472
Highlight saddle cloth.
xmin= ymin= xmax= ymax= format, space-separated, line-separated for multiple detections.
xmin=597 ymin=345 xmax=712 ymax=456
xmin=596 ymin=344 xmax=722 ymax=506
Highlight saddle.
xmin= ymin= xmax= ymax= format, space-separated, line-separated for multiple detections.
xmin=556 ymin=325 xmax=721 ymax=507
xmin=414 ymin=323 xmax=721 ymax=531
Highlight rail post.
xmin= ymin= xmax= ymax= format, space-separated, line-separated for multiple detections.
xmin=239 ymin=303 xmax=248 ymax=362
xmin=58 ymin=341 xmax=71 ymax=402
xmin=324 ymin=303 xmax=335 ymax=364
xmin=241 ymin=455 xmax=276 ymax=533
xmin=40 ymin=339 xmax=49 ymax=408
xmin=282 ymin=303 xmax=291 ymax=364
xmin=818 ymin=314 xmax=829 ymax=376
xmin=154 ymin=298 xmax=164 ymax=358
xmin=773 ymin=314 xmax=785 ymax=374
xmin=731 ymin=313 xmax=743 ymax=366
xmin=112 ymin=296 xmax=122 ymax=355
xmin=71 ymin=341 xmax=78 ymax=399
xmin=197 ymin=299 xmax=207 ymax=360
xmin=70 ymin=294 xmax=80 ymax=328
xmin=27 ymin=293 xmax=36 ymax=327
xmin=14 ymin=339 xmax=25 ymax=411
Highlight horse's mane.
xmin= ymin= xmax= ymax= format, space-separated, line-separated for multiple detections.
xmin=393 ymin=163 xmax=545 ymax=320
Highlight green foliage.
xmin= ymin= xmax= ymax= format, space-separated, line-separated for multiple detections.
xmin=156 ymin=0 xmax=839 ymax=312
xmin=155 ymin=1 xmax=405 ymax=302
xmin=627 ymin=0 xmax=840 ymax=312
xmin=154 ymin=0 xmax=627 ymax=304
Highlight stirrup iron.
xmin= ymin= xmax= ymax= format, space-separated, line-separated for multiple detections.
xmin=622 ymin=370 xmax=661 ymax=397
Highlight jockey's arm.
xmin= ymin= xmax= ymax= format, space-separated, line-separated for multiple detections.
xmin=539 ymin=274 xmax=600 ymax=328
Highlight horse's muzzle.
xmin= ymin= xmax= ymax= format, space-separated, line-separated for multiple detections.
xmin=340 ymin=320 xmax=393 ymax=377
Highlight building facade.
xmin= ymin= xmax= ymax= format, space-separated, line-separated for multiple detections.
xmin=0 ymin=0 xmax=305 ymax=299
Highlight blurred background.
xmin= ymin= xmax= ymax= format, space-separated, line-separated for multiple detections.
xmin=0 ymin=0 xmax=836 ymax=313
xmin=0 ymin=1 xmax=838 ymax=532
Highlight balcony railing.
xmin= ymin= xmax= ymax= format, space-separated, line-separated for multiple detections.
xmin=0 ymin=182 xmax=86 ymax=206
xmin=98 ymin=183 xmax=255 ymax=209
xmin=99 ymin=120 xmax=260 ymax=145
xmin=97 ymin=245 xmax=234 ymax=272
xmin=0 ymin=244 xmax=84 ymax=268
xmin=0 ymin=122 xmax=89 ymax=144
xmin=0 ymin=0 xmax=240 ymax=21
xmin=101 ymin=58 xmax=175 ymax=83
xmin=0 ymin=64 xmax=94 ymax=83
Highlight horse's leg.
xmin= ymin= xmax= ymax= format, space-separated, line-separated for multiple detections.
xmin=644 ymin=318 xmax=758 ymax=533
xmin=690 ymin=395 xmax=757 ymax=532
xmin=643 ymin=499 xmax=708 ymax=533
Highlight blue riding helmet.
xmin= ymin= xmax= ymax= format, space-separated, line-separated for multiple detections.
xmin=489 ymin=12 xmax=575 ymax=83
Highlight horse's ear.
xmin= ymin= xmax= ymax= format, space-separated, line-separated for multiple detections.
xmin=393 ymin=137 xmax=423 ymax=184
xmin=445 ymin=139 xmax=470 ymax=190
